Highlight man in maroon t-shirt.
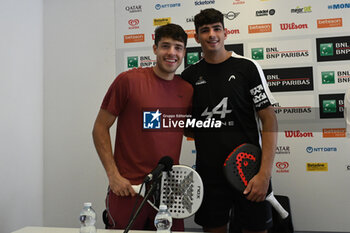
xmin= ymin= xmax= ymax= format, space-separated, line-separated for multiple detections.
xmin=92 ymin=24 xmax=193 ymax=230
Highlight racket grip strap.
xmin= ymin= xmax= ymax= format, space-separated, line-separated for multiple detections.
xmin=266 ymin=191 xmax=289 ymax=219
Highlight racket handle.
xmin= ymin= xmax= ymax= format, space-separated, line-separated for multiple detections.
xmin=266 ymin=191 xmax=289 ymax=219
xmin=132 ymin=184 xmax=159 ymax=211
xmin=132 ymin=184 xmax=145 ymax=197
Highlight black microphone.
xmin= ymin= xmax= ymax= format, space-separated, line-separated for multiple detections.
xmin=144 ymin=156 xmax=173 ymax=182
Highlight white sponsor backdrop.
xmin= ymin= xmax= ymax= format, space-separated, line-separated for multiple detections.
xmin=115 ymin=0 xmax=350 ymax=232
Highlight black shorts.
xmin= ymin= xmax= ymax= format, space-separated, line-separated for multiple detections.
xmin=195 ymin=181 xmax=273 ymax=231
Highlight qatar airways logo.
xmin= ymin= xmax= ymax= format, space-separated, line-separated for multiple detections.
xmin=285 ymin=130 xmax=314 ymax=138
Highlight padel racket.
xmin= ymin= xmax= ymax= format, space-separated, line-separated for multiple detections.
xmin=223 ymin=143 xmax=289 ymax=219
xmin=132 ymin=165 xmax=204 ymax=219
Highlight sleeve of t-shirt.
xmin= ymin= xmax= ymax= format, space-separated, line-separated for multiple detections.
xmin=101 ymin=72 xmax=130 ymax=116
xmin=246 ymin=60 xmax=277 ymax=111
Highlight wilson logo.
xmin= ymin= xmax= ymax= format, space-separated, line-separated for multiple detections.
xmin=280 ymin=23 xmax=308 ymax=30
xmin=285 ymin=130 xmax=314 ymax=138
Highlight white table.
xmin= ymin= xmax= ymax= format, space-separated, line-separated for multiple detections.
xmin=11 ymin=227 xmax=154 ymax=233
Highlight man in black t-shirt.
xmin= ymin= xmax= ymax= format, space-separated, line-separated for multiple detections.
xmin=181 ymin=8 xmax=278 ymax=233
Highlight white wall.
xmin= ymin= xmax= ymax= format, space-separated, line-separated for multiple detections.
xmin=0 ymin=0 xmax=44 ymax=232
xmin=43 ymin=0 xmax=115 ymax=229
xmin=2 ymin=0 xmax=350 ymax=232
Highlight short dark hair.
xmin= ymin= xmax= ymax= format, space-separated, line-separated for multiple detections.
xmin=194 ymin=8 xmax=224 ymax=34
xmin=154 ymin=23 xmax=188 ymax=47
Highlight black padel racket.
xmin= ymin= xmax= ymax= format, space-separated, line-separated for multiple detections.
xmin=223 ymin=143 xmax=289 ymax=219
xmin=132 ymin=165 xmax=204 ymax=219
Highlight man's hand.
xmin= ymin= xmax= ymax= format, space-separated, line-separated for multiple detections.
xmin=109 ymin=174 xmax=137 ymax=197
xmin=243 ymin=172 xmax=269 ymax=202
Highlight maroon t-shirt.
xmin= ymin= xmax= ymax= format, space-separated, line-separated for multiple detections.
xmin=101 ymin=67 xmax=193 ymax=184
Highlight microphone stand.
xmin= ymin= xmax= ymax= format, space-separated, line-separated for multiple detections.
xmin=123 ymin=176 xmax=161 ymax=233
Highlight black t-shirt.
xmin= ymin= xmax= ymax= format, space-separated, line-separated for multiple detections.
xmin=181 ymin=52 xmax=276 ymax=181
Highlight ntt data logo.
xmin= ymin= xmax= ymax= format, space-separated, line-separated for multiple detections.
xmin=155 ymin=3 xmax=181 ymax=10
xmin=306 ymin=146 xmax=337 ymax=153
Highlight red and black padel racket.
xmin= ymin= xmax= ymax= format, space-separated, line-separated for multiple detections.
xmin=223 ymin=143 xmax=289 ymax=219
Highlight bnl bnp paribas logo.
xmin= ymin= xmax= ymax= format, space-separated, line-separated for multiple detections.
xmin=187 ymin=52 xmax=200 ymax=65
xmin=321 ymin=71 xmax=335 ymax=84
xmin=251 ymin=48 xmax=264 ymax=60
xmin=320 ymin=43 xmax=334 ymax=56
xmin=143 ymin=110 xmax=162 ymax=129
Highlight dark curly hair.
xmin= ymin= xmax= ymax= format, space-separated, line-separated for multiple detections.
xmin=154 ymin=23 xmax=188 ymax=47
xmin=194 ymin=8 xmax=224 ymax=34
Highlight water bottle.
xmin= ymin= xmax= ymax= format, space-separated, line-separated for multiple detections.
xmin=79 ymin=202 xmax=96 ymax=233
xmin=154 ymin=204 xmax=173 ymax=233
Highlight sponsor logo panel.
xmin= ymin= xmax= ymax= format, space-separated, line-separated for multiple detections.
xmin=316 ymin=36 xmax=350 ymax=62
xmin=291 ymin=6 xmax=312 ymax=14
xmin=184 ymin=44 xmax=243 ymax=68
xmin=194 ymin=0 xmax=215 ymax=6
xmin=248 ymin=39 xmax=312 ymax=65
xmin=306 ymin=163 xmax=328 ymax=171
xmin=125 ymin=51 xmax=157 ymax=70
xmin=306 ymin=146 xmax=337 ymax=153
xmin=256 ymin=9 xmax=275 ymax=17
xmin=264 ymin=67 xmax=313 ymax=92
xmin=233 ymin=0 xmax=246 ymax=5
xmin=128 ymin=19 xmax=140 ymax=30
xmin=318 ymin=65 xmax=350 ymax=90
xmin=317 ymin=18 xmax=342 ymax=28
xmin=322 ymin=128 xmax=346 ymax=138
xmin=284 ymin=130 xmax=314 ymax=138
xmin=153 ymin=18 xmax=171 ymax=26
xmin=125 ymin=5 xmax=142 ymax=13
xmin=273 ymin=94 xmax=316 ymax=121
xmin=248 ymin=23 xmax=272 ymax=33
xmin=224 ymin=11 xmax=240 ymax=20
xmin=185 ymin=30 xmax=196 ymax=39
xmin=319 ymin=94 xmax=345 ymax=119
xmin=276 ymin=162 xmax=289 ymax=173
xmin=124 ymin=34 xmax=145 ymax=43
xmin=127 ymin=55 xmax=157 ymax=69
xmin=276 ymin=146 xmax=291 ymax=155
xmin=155 ymin=3 xmax=181 ymax=10
xmin=225 ymin=28 xmax=240 ymax=36
xmin=328 ymin=3 xmax=350 ymax=10
xmin=280 ymin=22 xmax=308 ymax=31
